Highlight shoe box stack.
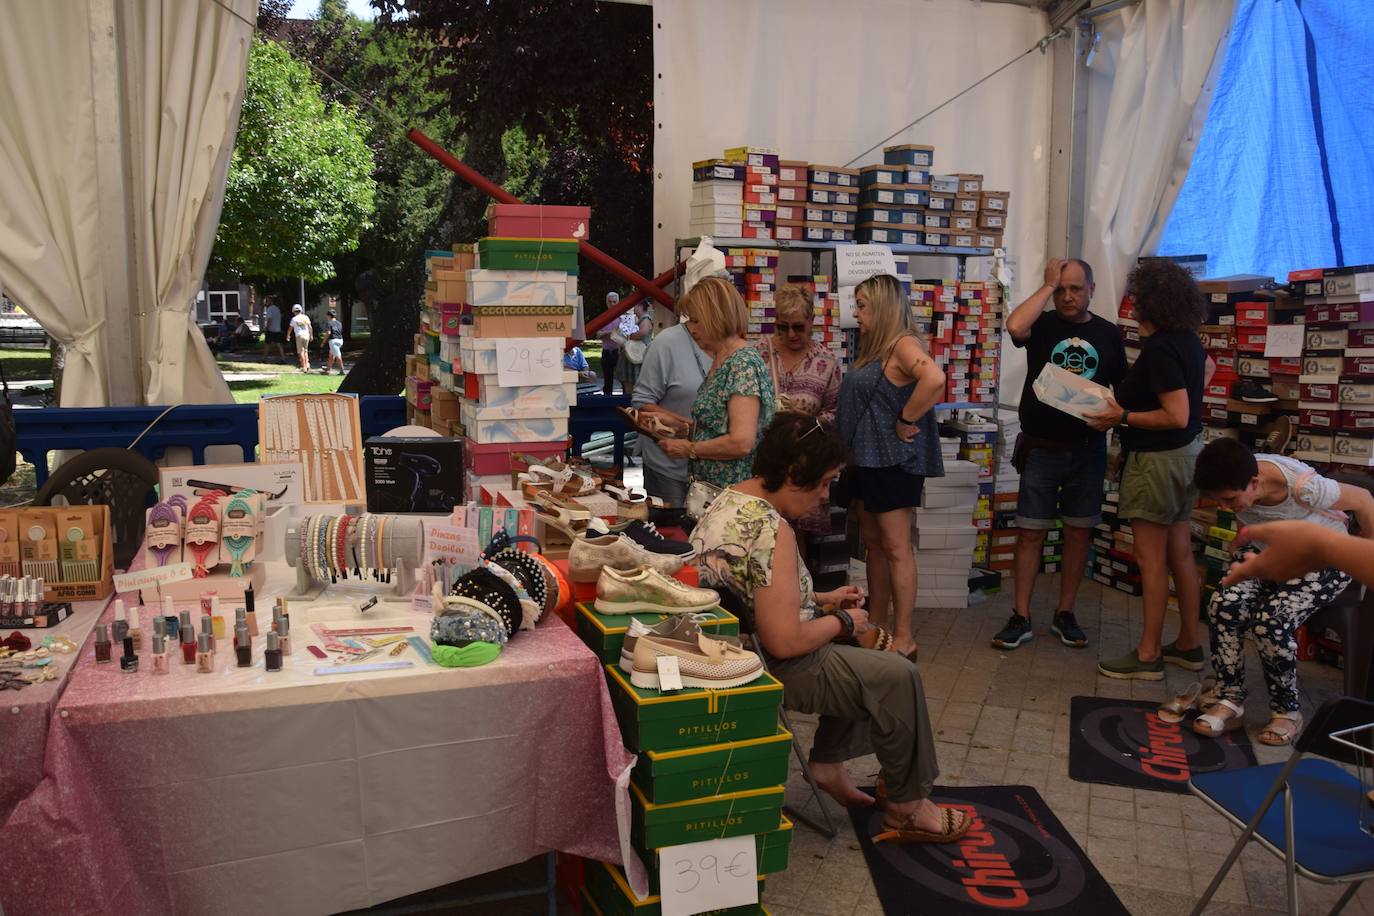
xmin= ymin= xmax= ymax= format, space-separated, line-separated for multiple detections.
xmin=914 ymin=453 xmax=981 ymax=608
xmin=1292 ymin=264 xmax=1374 ymax=471
xmin=690 ymin=147 xmax=779 ymax=241
xmin=575 ymin=601 xmax=791 ymax=913
xmin=787 ymin=274 xmax=849 ymax=369
xmin=799 ymin=164 xmax=858 ymax=243
xmin=431 ymin=204 xmax=589 ymax=503
xmin=772 ymin=159 xmax=810 ymax=242
xmin=855 ymin=145 xmax=930 ymax=245
xmin=718 ymin=246 xmax=780 ymax=338
xmin=1091 ymin=490 xmax=1141 ymax=596
xmin=975 ymin=186 xmax=1009 ymax=252
xmin=924 ymin=280 xmax=1002 ymax=406
xmin=1193 ymin=506 xmax=1239 ymax=609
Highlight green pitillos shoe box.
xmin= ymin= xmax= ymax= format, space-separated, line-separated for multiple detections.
xmin=639 ymin=814 xmax=794 ymax=895
xmin=576 ymin=602 xmax=740 ymax=667
xmin=604 ymin=664 xmax=783 ymax=753
xmin=630 ymin=780 xmax=785 ymax=849
xmin=476 ymin=236 xmax=580 ymax=273
xmin=583 ymin=860 xmax=768 ymax=916
xmin=632 ymin=726 xmax=792 ymax=804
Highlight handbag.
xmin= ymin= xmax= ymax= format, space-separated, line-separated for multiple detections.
xmin=624 ymin=337 xmax=648 ymax=364
xmin=684 ymin=478 xmax=723 ymax=521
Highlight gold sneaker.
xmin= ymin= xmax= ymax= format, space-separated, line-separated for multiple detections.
xmin=630 ymin=632 xmax=764 ymax=690
xmin=594 ymin=566 xmax=719 ymax=616
xmin=568 ymin=533 xmax=684 ymax=583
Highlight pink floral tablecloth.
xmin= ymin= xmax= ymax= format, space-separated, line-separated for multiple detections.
xmin=0 ymin=588 xmax=635 ymax=916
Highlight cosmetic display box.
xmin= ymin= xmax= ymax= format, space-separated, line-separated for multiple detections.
xmin=631 ymin=725 xmax=791 ymax=805
xmin=583 ymin=862 xmax=767 ymax=916
xmin=641 ymin=814 xmax=793 ymax=895
xmin=604 ymin=664 xmax=783 ymax=753
xmin=0 ymin=504 xmax=115 ymax=603
xmin=476 ymin=237 xmax=579 ymax=274
xmin=364 ymin=436 xmax=464 ymax=513
xmin=486 ymin=203 xmax=590 ymax=241
xmin=574 ymin=603 xmax=738 ymax=668
xmin=630 ymin=780 xmax=785 ymax=849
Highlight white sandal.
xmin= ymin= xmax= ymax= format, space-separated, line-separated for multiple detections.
xmin=1193 ymin=699 xmax=1245 ymax=738
xmin=534 ymin=491 xmax=592 ymax=523
xmin=1258 ymin=712 xmax=1303 ymax=746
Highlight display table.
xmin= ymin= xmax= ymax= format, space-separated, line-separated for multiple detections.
xmin=0 ymin=566 xmax=635 ymax=916
xmin=0 ymin=597 xmax=110 ymax=823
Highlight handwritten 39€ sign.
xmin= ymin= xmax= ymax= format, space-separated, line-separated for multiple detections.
xmin=658 ymin=835 xmax=758 ymax=916
xmin=496 ymin=338 xmax=563 ymax=387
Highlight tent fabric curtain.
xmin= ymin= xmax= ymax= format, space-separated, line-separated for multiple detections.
xmin=128 ymin=0 xmax=253 ymax=406
xmin=0 ymin=2 xmax=111 ymax=407
xmin=1081 ymin=0 xmax=1237 ymax=318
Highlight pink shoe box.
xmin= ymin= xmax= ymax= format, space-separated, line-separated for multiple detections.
xmin=463 ymin=439 xmax=567 ymax=477
xmin=487 ymin=203 xmax=590 ymax=241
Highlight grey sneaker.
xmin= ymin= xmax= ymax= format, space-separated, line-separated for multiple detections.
xmin=1098 ymin=650 xmax=1165 ymax=681
xmin=1163 ymin=640 xmax=1206 ymax=671
xmin=619 ymin=613 xmax=742 ymax=673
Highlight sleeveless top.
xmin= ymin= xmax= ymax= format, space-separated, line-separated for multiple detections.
xmin=836 ymin=350 xmax=944 ymax=476
xmin=1239 ymin=455 xmax=1347 ymax=534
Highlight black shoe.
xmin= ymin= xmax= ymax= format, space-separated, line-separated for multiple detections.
xmin=1232 ymin=380 xmax=1278 ymax=403
xmin=611 ymin=520 xmax=695 ymax=558
xmin=1050 ymin=611 xmax=1088 ymax=648
xmin=992 ymin=613 xmax=1033 ymax=650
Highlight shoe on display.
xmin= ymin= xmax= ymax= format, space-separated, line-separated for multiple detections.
xmin=568 ymin=533 xmax=685 ymax=583
xmin=629 ymin=632 xmax=764 ymax=690
xmin=595 ymin=566 xmax=719 ymax=616
xmin=1262 ymin=414 xmax=1293 ymax=454
xmin=1050 ymin=611 xmax=1088 ymax=648
xmin=1232 ymin=380 xmax=1278 ymax=403
xmin=991 ymin=613 xmax=1033 ymax=650
xmin=609 ymin=519 xmax=695 ymax=558
xmin=619 ymin=614 xmax=743 ymax=673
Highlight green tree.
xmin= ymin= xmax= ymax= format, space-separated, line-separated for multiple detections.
xmin=212 ymin=37 xmax=376 ymax=283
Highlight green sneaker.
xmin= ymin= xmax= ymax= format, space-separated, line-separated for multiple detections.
xmin=1098 ymin=650 xmax=1165 ymax=681
xmin=1162 ymin=641 xmax=1205 ymax=671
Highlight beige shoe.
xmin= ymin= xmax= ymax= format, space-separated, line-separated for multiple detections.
xmin=619 ymin=614 xmax=742 ymax=673
xmin=630 ymin=631 xmax=763 ymax=690
xmin=595 ymin=566 xmax=719 ymax=616
xmin=604 ymin=484 xmax=649 ymax=521
xmin=568 ymin=533 xmax=685 ymax=583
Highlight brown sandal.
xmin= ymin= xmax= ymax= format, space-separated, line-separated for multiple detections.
xmin=861 ymin=625 xmax=919 ymax=663
xmin=874 ymin=806 xmax=973 ymax=844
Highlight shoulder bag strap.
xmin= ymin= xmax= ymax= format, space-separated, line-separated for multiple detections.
xmin=843 ymin=342 xmax=897 ymax=448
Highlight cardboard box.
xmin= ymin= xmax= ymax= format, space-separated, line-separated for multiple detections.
xmin=364 ymin=436 xmax=464 ymax=513
xmin=584 ymin=861 xmax=765 ymax=916
xmin=486 ymin=203 xmax=589 ymax=241
xmin=1294 ymin=430 xmax=1334 ymax=463
xmin=808 ymin=165 xmax=859 ymax=187
xmin=979 ymin=190 xmax=1009 ymax=211
xmin=859 ymin=165 xmax=905 ymax=187
xmin=927 ymin=191 xmax=955 ymax=211
xmin=692 ymin=162 xmax=746 ymax=182
xmin=605 ymin=663 xmax=783 ymax=752
xmin=642 ymin=814 xmax=793 ymax=894
xmin=459 ymin=406 xmax=569 ymax=445
xmin=1347 ymin=356 xmax=1374 ymax=379
xmin=632 ymin=726 xmax=791 ymax=805
xmin=883 ymin=144 xmax=935 ymax=167
xmin=1333 ymin=433 xmax=1374 ymax=465
xmin=954 ymin=194 xmax=980 ymax=213
xmin=1299 ymin=409 xmax=1338 ymax=430
xmin=955 ymin=173 xmax=984 ymax=194
xmin=1340 ymin=410 xmax=1374 ymax=435
xmin=1340 ymin=382 xmax=1374 ymax=405
xmin=777 ymin=160 xmax=808 ymax=184
xmin=467 ymin=305 xmax=575 ymax=339
xmin=159 ymin=462 xmax=305 ymax=509
xmin=464 ymin=373 xmax=577 ymax=411
xmin=476 ymin=237 xmax=579 ymax=274
xmin=575 ymin=601 xmax=739 ymax=666
xmin=466 ymin=269 xmax=572 ymax=308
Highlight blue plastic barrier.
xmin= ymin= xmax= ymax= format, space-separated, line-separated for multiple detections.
xmin=568 ymin=393 xmax=632 ymax=467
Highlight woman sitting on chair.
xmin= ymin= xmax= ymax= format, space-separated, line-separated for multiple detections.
xmin=689 ymin=412 xmax=968 ymax=845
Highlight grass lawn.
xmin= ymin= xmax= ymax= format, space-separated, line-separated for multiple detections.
xmin=226 ymin=370 xmax=347 ymax=403
xmin=0 ymin=347 xmax=53 ymax=381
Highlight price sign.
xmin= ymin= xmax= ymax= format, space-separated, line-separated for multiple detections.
xmin=496 ymin=338 xmax=563 ymax=387
xmin=659 ymin=835 xmax=758 ymax=916
xmin=1264 ymin=325 xmax=1302 ymax=358
xmin=113 ymin=562 xmax=193 ymax=594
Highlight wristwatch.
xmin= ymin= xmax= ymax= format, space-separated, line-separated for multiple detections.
xmin=832 ymin=607 xmax=855 ymax=639
xmin=1120 ymin=410 xmax=1131 ymax=428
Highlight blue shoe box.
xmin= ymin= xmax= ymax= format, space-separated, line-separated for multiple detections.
xmin=859 ymin=165 xmax=905 ymax=188
xmin=883 ymin=144 xmax=934 ymax=167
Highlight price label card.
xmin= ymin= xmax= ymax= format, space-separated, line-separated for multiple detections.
xmin=495 ymin=338 xmax=563 ymax=387
xmin=113 ymin=562 xmax=193 ymax=594
xmin=659 ymin=835 xmax=758 ymax=916
xmin=656 ymin=655 xmax=684 ymax=691
xmin=424 ymin=523 xmax=481 ymax=568
xmin=835 ymin=245 xmax=898 ymax=287
xmin=1264 ymin=325 xmax=1303 ymax=358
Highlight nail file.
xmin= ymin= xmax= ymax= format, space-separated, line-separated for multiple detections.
xmin=313 ymin=661 xmax=414 ymax=676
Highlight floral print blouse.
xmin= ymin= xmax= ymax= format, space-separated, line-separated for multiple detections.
xmin=755 ymin=337 xmax=841 ymax=423
xmin=690 ymin=488 xmax=816 ymax=622
xmin=689 ymin=345 xmax=776 ymax=488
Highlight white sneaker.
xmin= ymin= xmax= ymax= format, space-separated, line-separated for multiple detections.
xmin=629 ymin=632 xmax=763 ymax=690
xmin=594 ymin=566 xmax=719 ymax=616
xmin=568 ymin=533 xmax=684 ymax=583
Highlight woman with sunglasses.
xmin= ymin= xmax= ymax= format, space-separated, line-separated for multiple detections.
xmin=757 ymin=285 xmax=842 ymax=545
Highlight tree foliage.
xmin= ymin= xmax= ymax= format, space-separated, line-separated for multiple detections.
xmin=212 ymin=37 xmax=377 ymax=283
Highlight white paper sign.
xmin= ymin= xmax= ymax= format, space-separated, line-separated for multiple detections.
xmin=113 ymin=562 xmax=193 ymax=594
xmin=656 ymin=655 xmax=684 ymax=692
xmin=658 ymin=835 xmax=758 ymax=916
xmin=1264 ymin=325 xmax=1303 ymax=358
xmin=495 ymin=338 xmax=563 ymax=387
xmin=837 ymin=286 xmax=858 ymax=330
xmin=835 ymin=244 xmax=898 ymax=286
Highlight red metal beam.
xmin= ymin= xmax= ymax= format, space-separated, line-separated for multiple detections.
xmin=583 ymin=261 xmax=687 ymax=336
xmin=407 ymin=128 xmax=677 ymax=313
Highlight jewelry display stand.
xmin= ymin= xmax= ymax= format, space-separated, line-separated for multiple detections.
xmin=259 ymin=394 xmax=366 ymax=506
xmin=284 ymin=515 xmax=424 ymax=602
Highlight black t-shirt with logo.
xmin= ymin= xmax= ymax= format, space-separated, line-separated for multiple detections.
xmin=1116 ymin=327 xmax=1206 ymax=452
xmin=1014 ymin=310 xmax=1128 ymax=445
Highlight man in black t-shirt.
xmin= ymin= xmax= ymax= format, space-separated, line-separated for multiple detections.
xmin=992 ymin=258 xmax=1127 ymax=652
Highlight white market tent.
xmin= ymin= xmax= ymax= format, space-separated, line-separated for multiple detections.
xmin=0 ymin=0 xmax=1232 ymax=408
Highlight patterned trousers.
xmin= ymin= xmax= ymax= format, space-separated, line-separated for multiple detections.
xmin=1207 ymin=548 xmax=1351 ymax=714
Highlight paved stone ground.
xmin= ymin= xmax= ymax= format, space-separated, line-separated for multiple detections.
xmin=764 ymin=574 xmax=1371 ymax=916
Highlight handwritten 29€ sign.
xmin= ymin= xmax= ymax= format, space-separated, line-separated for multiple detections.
xmin=496 ymin=337 xmax=563 ymax=387
xmin=659 ymin=835 xmax=758 ymax=916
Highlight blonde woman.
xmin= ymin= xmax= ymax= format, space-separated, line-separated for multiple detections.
xmin=658 ymin=277 xmax=776 ymax=489
xmin=836 ymin=274 xmax=946 ymax=659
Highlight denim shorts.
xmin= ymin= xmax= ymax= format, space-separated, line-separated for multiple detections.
xmin=1015 ymin=442 xmax=1108 ymax=529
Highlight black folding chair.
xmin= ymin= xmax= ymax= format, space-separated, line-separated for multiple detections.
xmin=1189 ymin=697 xmax=1374 ymax=915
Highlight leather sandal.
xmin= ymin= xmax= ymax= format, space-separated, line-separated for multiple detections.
xmin=1258 ymin=712 xmax=1303 ymax=746
xmin=534 ymin=491 xmax=592 ymax=523
xmin=1193 ymin=699 xmax=1245 ymax=737
xmin=874 ymin=806 xmax=972 ymax=845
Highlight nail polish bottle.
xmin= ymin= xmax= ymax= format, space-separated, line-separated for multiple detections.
xmin=196 ymin=632 xmax=214 ymax=673
xmin=111 ymin=600 xmax=129 ymax=643
xmin=127 ymin=603 xmax=142 ymax=650
xmin=180 ymin=612 xmax=196 ymax=664
xmin=199 ymin=591 xmax=214 ymax=615
xmin=201 ymin=614 xmax=215 ymax=654
xmin=33 ymin=578 xmax=45 ymax=612
xmin=265 ymin=631 xmax=283 ymax=672
xmin=235 ymin=623 xmax=252 ymax=667
xmin=210 ymin=596 xmax=226 ymax=640
xmin=94 ymin=623 xmax=112 ymax=664
xmin=163 ymin=595 xmax=179 ymax=639
xmin=119 ymin=636 xmax=139 ymax=673
xmin=244 ymin=586 xmax=259 ymax=637
xmin=151 ymin=634 xmax=169 ymax=674
xmin=279 ymin=612 xmax=292 ymax=656
xmin=234 ymin=607 xmax=248 ymax=648
xmin=153 ymin=616 xmax=165 ymax=641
